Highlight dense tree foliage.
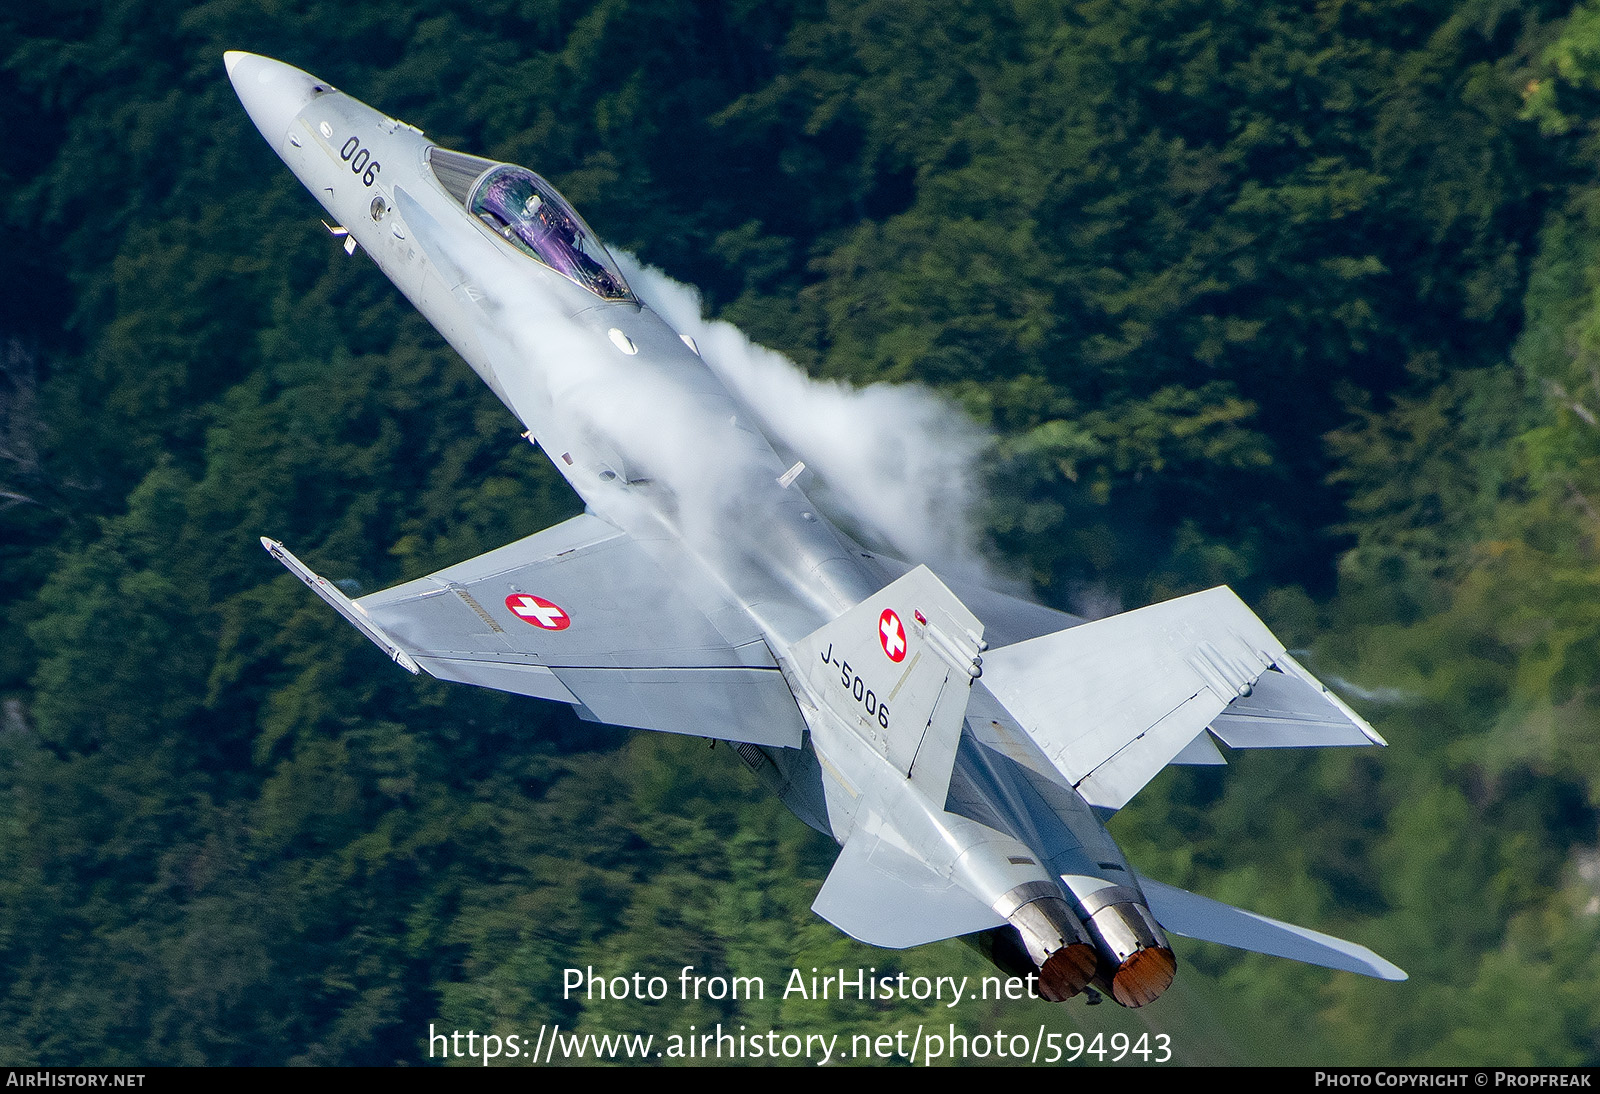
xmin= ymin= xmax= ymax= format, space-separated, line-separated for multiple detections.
xmin=3 ymin=0 xmax=1600 ymax=1064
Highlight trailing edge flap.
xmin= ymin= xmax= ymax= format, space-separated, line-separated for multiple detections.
xmin=813 ymin=820 xmax=1006 ymax=948
xmin=1138 ymin=875 xmax=1407 ymax=981
xmin=792 ymin=565 xmax=984 ymax=794
xmin=264 ymin=514 xmax=806 ymax=748
xmin=980 ymin=586 xmax=1383 ymax=812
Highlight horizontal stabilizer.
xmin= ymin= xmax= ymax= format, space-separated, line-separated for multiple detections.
xmin=813 ymin=822 xmax=1005 ymax=948
xmin=1139 ymin=876 xmax=1406 ymax=981
xmin=1171 ymin=730 xmax=1227 ymax=765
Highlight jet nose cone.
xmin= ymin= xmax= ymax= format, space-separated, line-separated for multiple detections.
xmin=224 ymin=52 xmax=329 ymax=150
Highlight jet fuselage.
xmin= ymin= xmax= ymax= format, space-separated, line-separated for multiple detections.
xmin=232 ymin=51 xmax=1401 ymax=1009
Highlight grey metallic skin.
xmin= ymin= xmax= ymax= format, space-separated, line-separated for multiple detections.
xmin=230 ymin=52 xmax=1403 ymax=1005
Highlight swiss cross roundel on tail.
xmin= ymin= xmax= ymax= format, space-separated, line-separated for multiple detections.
xmin=878 ymin=608 xmax=907 ymax=662
xmin=505 ymin=593 xmax=570 ymax=630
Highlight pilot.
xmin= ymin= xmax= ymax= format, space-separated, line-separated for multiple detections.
xmin=540 ymin=204 xmax=579 ymax=247
xmin=587 ymin=264 xmax=623 ymax=298
xmin=472 ymin=168 xmax=622 ymax=295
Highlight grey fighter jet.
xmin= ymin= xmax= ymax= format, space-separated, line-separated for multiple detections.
xmin=228 ymin=51 xmax=1405 ymax=1007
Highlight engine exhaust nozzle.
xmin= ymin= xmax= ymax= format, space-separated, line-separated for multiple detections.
xmin=1078 ymin=885 xmax=1177 ymax=1008
xmin=993 ymin=883 xmax=1098 ymax=1001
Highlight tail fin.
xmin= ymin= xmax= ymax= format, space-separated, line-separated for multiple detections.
xmin=791 ymin=565 xmax=985 ymax=795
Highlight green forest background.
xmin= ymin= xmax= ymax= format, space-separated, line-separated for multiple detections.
xmin=4 ymin=0 xmax=1600 ymax=1065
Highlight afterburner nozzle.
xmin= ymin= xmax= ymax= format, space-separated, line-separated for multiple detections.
xmin=1038 ymin=942 xmax=1099 ymax=1002
xmin=1109 ymin=944 xmax=1177 ymax=1008
xmin=990 ymin=883 xmax=1099 ymax=1001
xmin=1077 ymin=886 xmax=1178 ymax=1008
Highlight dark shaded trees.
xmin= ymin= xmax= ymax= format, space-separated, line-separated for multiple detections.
xmin=2 ymin=0 xmax=1599 ymax=1064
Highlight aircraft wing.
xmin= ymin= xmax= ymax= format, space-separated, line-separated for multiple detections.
xmin=262 ymin=514 xmax=808 ymax=747
xmin=980 ymin=586 xmax=1383 ymax=812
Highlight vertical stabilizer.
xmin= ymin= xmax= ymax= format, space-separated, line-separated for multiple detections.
xmin=792 ymin=565 xmax=985 ymax=795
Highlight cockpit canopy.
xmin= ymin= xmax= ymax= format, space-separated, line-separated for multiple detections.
xmin=427 ymin=147 xmax=633 ymax=302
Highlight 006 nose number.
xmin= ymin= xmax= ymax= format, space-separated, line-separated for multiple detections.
xmin=339 ymin=136 xmax=381 ymax=186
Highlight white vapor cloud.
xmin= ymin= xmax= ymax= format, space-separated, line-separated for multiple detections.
xmin=615 ymin=253 xmax=1004 ymax=588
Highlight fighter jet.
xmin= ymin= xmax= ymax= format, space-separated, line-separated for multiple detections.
xmin=227 ymin=51 xmax=1405 ymax=1007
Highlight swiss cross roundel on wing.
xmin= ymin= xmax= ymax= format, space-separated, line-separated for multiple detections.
xmin=878 ymin=608 xmax=907 ymax=662
xmin=505 ymin=593 xmax=571 ymax=631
